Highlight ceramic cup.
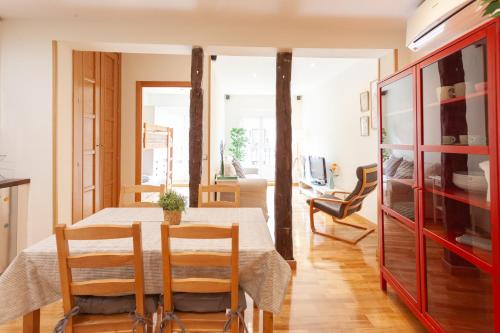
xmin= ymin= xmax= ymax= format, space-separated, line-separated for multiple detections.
xmin=468 ymin=135 xmax=487 ymax=146
xmin=442 ymin=136 xmax=457 ymax=145
xmin=436 ymin=86 xmax=455 ymax=101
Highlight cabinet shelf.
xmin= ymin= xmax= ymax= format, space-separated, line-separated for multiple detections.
xmin=423 ymin=226 xmax=492 ymax=272
xmin=425 ymin=90 xmax=487 ymax=108
xmin=384 ymin=108 xmax=413 ymax=117
xmin=424 ymin=186 xmax=490 ymax=210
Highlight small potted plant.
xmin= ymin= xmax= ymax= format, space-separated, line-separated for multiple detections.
xmin=328 ymin=163 xmax=339 ymax=189
xmin=158 ymin=190 xmax=187 ymax=225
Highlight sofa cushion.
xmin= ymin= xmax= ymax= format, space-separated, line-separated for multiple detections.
xmin=383 ymin=155 xmax=403 ymax=177
xmin=232 ymin=160 xmax=246 ymax=178
xmin=172 ymin=288 xmax=247 ymax=313
xmin=394 ymin=160 xmax=414 ymax=179
xmin=75 ymin=294 xmax=159 ymax=315
xmin=224 ymin=162 xmax=237 ymax=177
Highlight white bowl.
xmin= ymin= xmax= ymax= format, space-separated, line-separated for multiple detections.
xmin=452 ymin=171 xmax=488 ymax=192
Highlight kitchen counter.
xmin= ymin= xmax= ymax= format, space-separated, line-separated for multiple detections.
xmin=0 ymin=178 xmax=30 ymax=189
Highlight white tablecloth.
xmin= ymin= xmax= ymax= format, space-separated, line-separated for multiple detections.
xmin=0 ymin=208 xmax=291 ymax=324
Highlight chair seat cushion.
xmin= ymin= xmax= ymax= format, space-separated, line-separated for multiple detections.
xmin=307 ymin=194 xmax=344 ymax=218
xmin=75 ymin=294 xmax=159 ymax=315
xmin=173 ymin=288 xmax=247 ymax=313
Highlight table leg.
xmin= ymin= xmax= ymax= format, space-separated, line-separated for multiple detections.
xmin=23 ymin=309 xmax=40 ymax=333
xmin=263 ymin=311 xmax=273 ymax=333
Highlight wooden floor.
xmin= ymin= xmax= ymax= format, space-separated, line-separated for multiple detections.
xmin=0 ymin=189 xmax=426 ymax=332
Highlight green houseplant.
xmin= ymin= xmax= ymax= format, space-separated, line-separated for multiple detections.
xmin=481 ymin=0 xmax=499 ymax=18
xmin=228 ymin=128 xmax=248 ymax=162
xmin=158 ymin=190 xmax=187 ymax=225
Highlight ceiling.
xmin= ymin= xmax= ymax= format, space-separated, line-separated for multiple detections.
xmin=0 ymin=0 xmax=422 ymax=20
xmin=214 ymin=56 xmax=374 ymax=95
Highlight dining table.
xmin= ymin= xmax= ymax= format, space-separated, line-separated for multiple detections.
xmin=0 ymin=207 xmax=291 ymax=333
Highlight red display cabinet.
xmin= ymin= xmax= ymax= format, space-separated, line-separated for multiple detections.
xmin=378 ymin=19 xmax=499 ymax=332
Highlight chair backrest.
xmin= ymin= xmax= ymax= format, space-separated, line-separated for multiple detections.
xmin=119 ymin=184 xmax=165 ymax=207
xmin=55 ymin=223 xmax=146 ymax=329
xmin=341 ymin=164 xmax=378 ymax=218
xmin=198 ymin=184 xmax=241 ymax=208
xmin=161 ymin=223 xmax=239 ymax=314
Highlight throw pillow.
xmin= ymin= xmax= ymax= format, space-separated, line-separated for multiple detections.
xmin=394 ymin=160 xmax=414 ymax=179
xmin=224 ymin=162 xmax=237 ymax=177
xmin=232 ymin=159 xmax=246 ymax=178
xmin=383 ymin=155 xmax=403 ymax=177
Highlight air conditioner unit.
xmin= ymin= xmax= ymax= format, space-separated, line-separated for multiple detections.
xmin=406 ymin=0 xmax=489 ymax=53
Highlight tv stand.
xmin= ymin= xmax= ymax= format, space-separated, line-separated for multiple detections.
xmin=298 ymin=178 xmax=334 ymax=198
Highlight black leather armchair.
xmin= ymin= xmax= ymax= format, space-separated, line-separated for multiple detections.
xmin=307 ymin=164 xmax=378 ymax=244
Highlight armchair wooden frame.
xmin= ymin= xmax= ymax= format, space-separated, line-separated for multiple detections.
xmin=309 ymin=165 xmax=377 ymax=245
xmin=160 ymin=223 xmax=243 ymax=333
xmin=54 ymin=222 xmax=153 ymax=333
xmin=119 ymin=184 xmax=165 ymax=207
xmin=198 ymin=184 xmax=241 ymax=208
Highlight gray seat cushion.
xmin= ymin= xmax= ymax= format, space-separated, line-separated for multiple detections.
xmin=172 ymin=288 xmax=247 ymax=313
xmin=307 ymin=194 xmax=344 ymax=218
xmin=75 ymin=295 xmax=159 ymax=315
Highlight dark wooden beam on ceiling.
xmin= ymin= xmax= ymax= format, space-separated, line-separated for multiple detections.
xmin=275 ymin=51 xmax=294 ymax=262
xmin=189 ymin=46 xmax=204 ymax=207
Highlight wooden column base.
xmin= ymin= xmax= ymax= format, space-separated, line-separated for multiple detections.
xmin=287 ymin=259 xmax=297 ymax=270
xmin=23 ymin=309 xmax=40 ymax=333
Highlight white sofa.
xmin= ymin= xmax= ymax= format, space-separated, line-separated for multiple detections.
xmin=218 ymin=167 xmax=269 ymax=220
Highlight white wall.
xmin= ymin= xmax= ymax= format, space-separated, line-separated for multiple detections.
xmin=0 ymin=17 xmax=409 ymax=246
xmin=301 ymin=59 xmax=379 ymax=222
xmin=0 ymin=22 xmax=54 ymax=245
xmin=210 ymin=60 xmax=226 ymax=181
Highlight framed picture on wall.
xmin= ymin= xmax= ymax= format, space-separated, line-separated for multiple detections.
xmin=370 ymin=80 xmax=379 ymax=129
xmin=360 ymin=116 xmax=370 ymax=136
xmin=360 ymin=91 xmax=369 ymax=112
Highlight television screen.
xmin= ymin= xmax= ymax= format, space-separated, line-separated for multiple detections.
xmin=309 ymin=156 xmax=326 ymax=184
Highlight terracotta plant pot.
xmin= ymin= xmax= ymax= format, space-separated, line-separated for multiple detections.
xmin=163 ymin=210 xmax=182 ymax=225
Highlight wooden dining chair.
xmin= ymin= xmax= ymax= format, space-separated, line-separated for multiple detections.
xmin=119 ymin=184 xmax=165 ymax=207
xmin=160 ymin=223 xmax=246 ymax=333
xmin=198 ymin=184 xmax=241 ymax=208
xmin=54 ymin=223 xmax=156 ymax=333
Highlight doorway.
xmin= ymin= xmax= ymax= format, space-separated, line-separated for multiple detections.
xmin=135 ymin=81 xmax=191 ymax=201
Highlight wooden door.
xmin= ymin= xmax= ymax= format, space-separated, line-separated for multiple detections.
xmin=73 ymin=51 xmax=101 ymax=223
xmin=100 ymin=53 xmax=120 ymax=208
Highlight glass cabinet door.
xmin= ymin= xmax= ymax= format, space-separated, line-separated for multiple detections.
xmin=419 ymin=34 xmax=494 ymax=333
xmin=380 ymin=70 xmax=419 ymax=306
xmin=422 ymin=39 xmax=488 ymax=146
xmin=380 ymin=71 xmax=416 ymax=222
xmin=381 ymin=74 xmax=414 ymax=145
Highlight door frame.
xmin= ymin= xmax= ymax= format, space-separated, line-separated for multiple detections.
xmin=100 ymin=52 xmax=122 ymax=209
xmin=135 ymin=81 xmax=191 ymax=198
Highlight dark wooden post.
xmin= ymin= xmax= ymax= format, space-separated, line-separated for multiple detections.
xmin=275 ymin=51 xmax=294 ymax=261
xmin=189 ymin=47 xmax=204 ymax=207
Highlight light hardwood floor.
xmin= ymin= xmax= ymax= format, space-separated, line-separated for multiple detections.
xmin=0 ymin=188 xmax=426 ymax=332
